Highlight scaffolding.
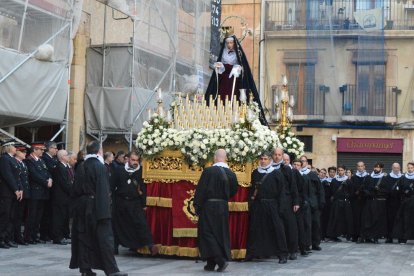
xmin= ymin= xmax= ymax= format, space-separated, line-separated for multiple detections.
xmin=85 ymin=0 xmax=211 ymax=149
xmin=0 ymin=0 xmax=81 ymax=146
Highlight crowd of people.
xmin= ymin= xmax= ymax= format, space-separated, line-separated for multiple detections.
xmin=1 ymin=139 xmax=414 ymax=274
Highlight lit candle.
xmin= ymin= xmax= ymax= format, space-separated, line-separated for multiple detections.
xmin=157 ymin=88 xmax=162 ymax=101
xmin=147 ymin=108 xmax=152 ymax=120
xmin=282 ymin=75 xmax=288 ymax=86
xmin=167 ymin=110 xmax=172 ymax=123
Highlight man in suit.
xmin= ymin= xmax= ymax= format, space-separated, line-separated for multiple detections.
xmin=51 ymin=150 xmax=72 ymax=245
xmin=0 ymin=139 xmax=22 ymax=249
xmin=39 ymin=141 xmax=58 ymax=242
xmin=24 ymin=142 xmax=52 ymax=244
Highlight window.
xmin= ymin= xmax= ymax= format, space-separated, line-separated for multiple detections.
xmin=297 ymin=135 xmax=313 ymax=152
xmin=356 ymin=63 xmax=385 ymax=115
xmin=286 ymin=63 xmax=316 ymax=115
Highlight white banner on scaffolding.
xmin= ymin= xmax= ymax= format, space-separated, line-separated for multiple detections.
xmin=354 ymin=8 xmax=383 ymax=31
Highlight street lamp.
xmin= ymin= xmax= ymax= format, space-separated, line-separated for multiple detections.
xmin=273 ymin=75 xmax=295 ymax=130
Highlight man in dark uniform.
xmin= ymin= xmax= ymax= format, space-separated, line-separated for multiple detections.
xmin=0 ymin=139 xmax=22 ymax=249
xmin=383 ymin=162 xmax=402 ymax=243
xmin=244 ymin=152 xmax=288 ymax=263
xmin=299 ymin=155 xmax=325 ymax=251
xmin=272 ymin=147 xmax=299 ymax=260
xmin=70 ymin=141 xmax=127 ymax=276
xmin=292 ymin=159 xmax=311 ymax=256
xmin=360 ymin=163 xmax=388 ymax=243
xmin=24 ymin=142 xmax=52 ymax=244
xmin=51 ymin=149 xmax=72 ymax=245
xmin=111 ymin=151 xmax=158 ymax=255
xmin=39 ymin=141 xmax=58 ymax=242
xmin=13 ymin=144 xmax=30 ymax=245
xmin=194 ymin=149 xmax=238 ymax=272
xmin=349 ymin=161 xmax=369 ymax=243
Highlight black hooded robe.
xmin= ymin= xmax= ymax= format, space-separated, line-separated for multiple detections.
xmin=245 ymin=169 xmax=288 ymax=259
xmin=393 ymin=177 xmax=414 ymax=240
xmin=111 ymin=166 xmax=153 ymax=250
xmin=194 ymin=166 xmax=238 ymax=265
xmin=69 ymin=157 xmax=120 ymax=275
xmin=382 ymin=174 xmax=402 ymax=240
xmin=205 ymin=35 xmax=268 ymax=126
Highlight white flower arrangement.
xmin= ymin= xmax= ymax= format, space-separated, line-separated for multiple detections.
xmin=277 ymin=126 xmax=305 ymax=159
xmin=136 ymin=105 xmax=281 ymax=166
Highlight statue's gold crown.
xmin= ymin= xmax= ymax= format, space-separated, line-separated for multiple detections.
xmin=221 ymin=26 xmax=234 ymax=37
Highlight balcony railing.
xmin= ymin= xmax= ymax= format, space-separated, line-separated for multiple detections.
xmin=265 ymin=0 xmax=414 ymax=32
xmin=286 ymin=84 xmax=326 ymax=121
xmin=340 ymin=84 xmax=398 ymax=122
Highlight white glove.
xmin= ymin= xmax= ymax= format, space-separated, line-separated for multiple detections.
xmin=214 ymin=62 xmax=225 ymax=74
xmin=229 ymin=65 xmax=241 ymax=79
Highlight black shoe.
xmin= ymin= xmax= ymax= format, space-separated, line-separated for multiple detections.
xmin=330 ymin=237 xmax=342 ymax=242
xmin=289 ymin=253 xmax=297 ymax=260
xmin=0 ymin=241 xmax=10 ymax=249
xmin=385 ymin=238 xmax=393 ymax=244
xmin=351 ymin=237 xmax=358 ymax=243
xmin=16 ymin=239 xmax=28 ymax=246
xmin=108 ymin=272 xmax=128 ymax=276
xmin=35 ymin=239 xmax=46 ymax=244
xmin=5 ymin=241 xmax=18 ymax=248
xmin=242 ymin=256 xmax=253 ymax=262
xmin=216 ymin=262 xmax=228 ymax=272
xmin=278 ymin=257 xmax=287 ymax=264
xmin=204 ymin=264 xmax=215 ymax=271
xmin=312 ymin=245 xmax=322 ymax=251
xmin=53 ymin=240 xmax=68 ymax=245
xmin=300 ymin=250 xmax=309 ymax=256
xmin=398 ymin=239 xmax=407 ymax=244
xmin=356 ymin=237 xmax=364 ymax=244
xmin=373 ymin=238 xmax=379 ymax=244
xmin=80 ymin=269 xmax=97 ymax=276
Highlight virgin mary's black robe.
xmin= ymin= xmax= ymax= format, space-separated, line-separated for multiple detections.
xmin=205 ymin=35 xmax=268 ymax=126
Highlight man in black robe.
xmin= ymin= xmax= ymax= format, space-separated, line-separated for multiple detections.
xmin=360 ymin=163 xmax=388 ymax=243
xmin=292 ymin=159 xmax=311 ymax=256
xmin=383 ymin=162 xmax=402 ymax=243
xmin=244 ymin=152 xmax=288 ymax=263
xmin=0 ymin=139 xmax=22 ymax=249
xmin=111 ymin=151 xmax=158 ymax=255
xmin=349 ymin=161 xmax=369 ymax=243
xmin=194 ymin=149 xmax=238 ymax=272
xmin=51 ymin=150 xmax=72 ymax=245
xmin=272 ymin=148 xmax=299 ymax=260
xmin=326 ymin=165 xmax=353 ymax=241
xmin=299 ymin=155 xmax=325 ymax=251
xmin=392 ymin=162 xmax=414 ymax=243
xmin=205 ymin=35 xmax=267 ymax=125
xmin=69 ymin=141 xmax=127 ymax=276
xmin=321 ymin=167 xmax=336 ymax=241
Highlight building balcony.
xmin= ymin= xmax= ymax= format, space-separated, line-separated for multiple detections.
xmin=265 ymin=0 xmax=414 ymax=32
xmin=340 ymin=84 xmax=399 ymax=123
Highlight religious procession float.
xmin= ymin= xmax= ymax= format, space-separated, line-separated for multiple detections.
xmin=135 ymin=87 xmax=305 ymax=259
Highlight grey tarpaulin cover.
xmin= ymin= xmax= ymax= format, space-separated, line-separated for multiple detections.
xmin=0 ymin=48 xmax=68 ymax=127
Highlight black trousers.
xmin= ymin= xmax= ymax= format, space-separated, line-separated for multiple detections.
xmin=12 ymin=199 xmax=28 ymax=242
xmin=296 ymin=206 xmax=311 ymax=251
xmin=25 ymin=199 xmax=45 ymax=241
xmin=0 ymin=197 xmax=15 ymax=242
xmin=39 ymin=199 xmax=52 ymax=240
xmin=311 ymin=209 xmax=322 ymax=247
xmin=52 ymin=200 xmax=70 ymax=241
xmin=96 ymin=219 xmax=120 ymax=275
xmin=279 ymin=207 xmax=299 ymax=254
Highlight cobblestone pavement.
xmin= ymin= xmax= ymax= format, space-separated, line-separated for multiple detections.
xmin=1 ymin=240 xmax=414 ymax=275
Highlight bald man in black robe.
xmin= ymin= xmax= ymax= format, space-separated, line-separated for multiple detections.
xmin=194 ymin=149 xmax=238 ymax=272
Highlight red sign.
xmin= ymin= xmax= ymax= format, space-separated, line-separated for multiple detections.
xmin=337 ymin=138 xmax=404 ymax=153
